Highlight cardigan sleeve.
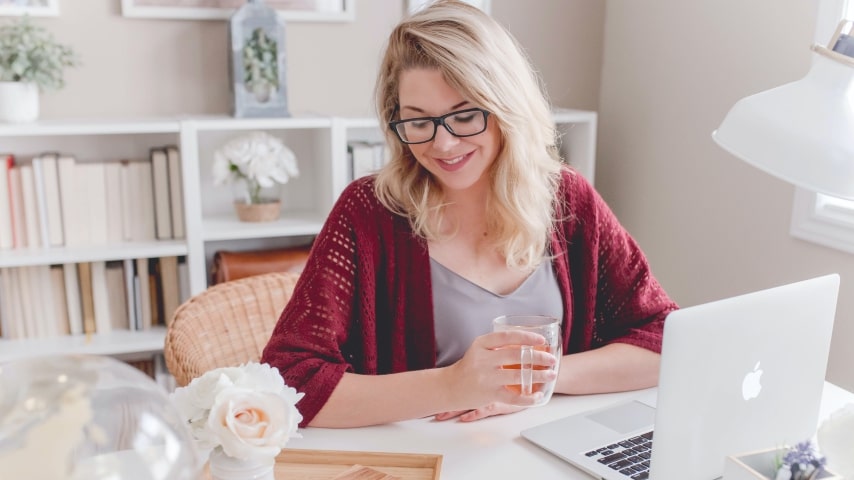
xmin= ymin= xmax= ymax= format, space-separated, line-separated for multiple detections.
xmin=562 ymin=170 xmax=678 ymax=353
xmin=261 ymin=179 xmax=374 ymax=426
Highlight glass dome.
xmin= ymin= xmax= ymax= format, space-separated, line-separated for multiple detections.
xmin=0 ymin=354 xmax=202 ymax=480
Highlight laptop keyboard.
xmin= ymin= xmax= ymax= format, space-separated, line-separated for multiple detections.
xmin=583 ymin=431 xmax=653 ymax=480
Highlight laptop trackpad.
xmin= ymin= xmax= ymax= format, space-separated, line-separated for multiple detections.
xmin=586 ymin=401 xmax=656 ymax=434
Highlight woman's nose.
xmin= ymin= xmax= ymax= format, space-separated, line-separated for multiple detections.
xmin=431 ymin=123 xmax=460 ymax=149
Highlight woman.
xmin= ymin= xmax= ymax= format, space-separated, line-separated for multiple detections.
xmin=261 ymin=0 xmax=678 ymax=428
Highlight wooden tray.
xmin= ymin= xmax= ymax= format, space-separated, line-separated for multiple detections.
xmin=204 ymin=449 xmax=442 ymax=480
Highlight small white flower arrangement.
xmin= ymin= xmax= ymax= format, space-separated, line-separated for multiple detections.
xmin=212 ymin=131 xmax=299 ymax=205
xmin=169 ymin=362 xmax=304 ymax=462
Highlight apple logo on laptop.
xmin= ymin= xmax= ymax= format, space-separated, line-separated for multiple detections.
xmin=742 ymin=361 xmax=763 ymax=401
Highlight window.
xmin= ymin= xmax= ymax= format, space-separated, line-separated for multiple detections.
xmin=789 ymin=0 xmax=854 ymax=253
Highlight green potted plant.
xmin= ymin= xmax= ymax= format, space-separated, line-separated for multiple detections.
xmin=243 ymin=27 xmax=278 ymax=103
xmin=0 ymin=16 xmax=79 ymax=122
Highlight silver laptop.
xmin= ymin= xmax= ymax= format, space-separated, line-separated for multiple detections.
xmin=521 ymin=274 xmax=839 ymax=480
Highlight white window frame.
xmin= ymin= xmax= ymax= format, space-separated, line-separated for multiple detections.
xmin=789 ymin=0 xmax=854 ymax=253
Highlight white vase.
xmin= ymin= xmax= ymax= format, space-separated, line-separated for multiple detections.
xmin=208 ymin=447 xmax=275 ymax=480
xmin=0 ymin=82 xmax=39 ymax=123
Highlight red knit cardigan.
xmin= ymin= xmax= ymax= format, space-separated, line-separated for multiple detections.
xmin=261 ymin=168 xmax=679 ymax=426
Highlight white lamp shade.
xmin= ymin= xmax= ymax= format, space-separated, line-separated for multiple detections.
xmin=712 ymin=51 xmax=854 ymax=199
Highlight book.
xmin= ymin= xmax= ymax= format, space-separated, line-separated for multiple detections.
xmin=32 ymin=265 xmax=56 ymax=337
xmin=77 ymin=262 xmax=96 ymax=335
xmin=6 ymin=268 xmax=26 ymax=339
xmin=7 ymin=164 xmax=27 ymax=248
xmin=56 ymin=155 xmax=87 ymax=247
xmin=372 ymin=143 xmax=390 ymax=171
xmin=35 ymin=153 xmax=65 ymax=247
xmin=150 ymin=148 xmax=173 ymax=240
xmin=0 ymin=154 xmax=13 ymax=249
xmin=19 ymin=163 xmax=44 ymax=248
xmin=177 ymin=257 xmax=190 ymax=304
xmin=149 ymin=258 xmax=163 ymax=327
xmin=349 ymin=141 xmax=378 ymax=180
xmin=0 ymin=268 xmax=11 ymax=338
xmin=62 ymin=263 xmax=83 ymax=335
xmin=136 ymin=257 xmax=152 ymax=330
xmin=131 ymin=160 xmax=156 ymax=241
xmin=159 ymin=256 xmax=181 ymax=327
xmin=103 ymin=162 xmax=124 ymax=243
xmin=119 ymin=160 xmax=133 ymax=241
xmin=82 ymin=162 xmax=109 ymax=245
xmin=29 ymin=156 xmax=52 ymax=249
xmin=106 ymin=261 xmax=129 ymax=331
xmin=49 ymin=265 xmax=70 ymax=336
xmin=90 ymin=261 xmax=111 ymax=335
xmin=15 ymin=268 xmax=32 ymax=337
xmin=123 ymin=258 xmax=137 ymax=330
xmin=166 ymin=146 xmax=185 ymax=239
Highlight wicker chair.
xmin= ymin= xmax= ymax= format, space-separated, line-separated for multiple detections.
xmin=164 ymin=271 xmax=299 ymax=387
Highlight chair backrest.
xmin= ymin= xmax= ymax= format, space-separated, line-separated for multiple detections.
xmin=164 ymin=271 xmax=299 ymax=387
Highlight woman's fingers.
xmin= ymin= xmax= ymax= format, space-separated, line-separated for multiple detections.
xmin=476 ymin=330 xmax=547 ymax=349
xmin=454 ymin=403 xmax=529 ymax=422
xmin=433 ymin=410 xmax=467 ymax=421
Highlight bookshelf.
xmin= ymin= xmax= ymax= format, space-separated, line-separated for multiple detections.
xmin=0 ymin=109 xmax=597 ymax=367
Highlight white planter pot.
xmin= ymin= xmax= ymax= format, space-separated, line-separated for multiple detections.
xmin=0 ymin=82 xmax=39 ymax=123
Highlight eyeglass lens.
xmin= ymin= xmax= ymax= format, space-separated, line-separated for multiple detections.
xmin=395 ymin=109 xmax=486 ymax=144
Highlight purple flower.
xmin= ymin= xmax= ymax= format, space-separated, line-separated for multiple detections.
xmin=780 ymin=441 xmax=827 ymax=480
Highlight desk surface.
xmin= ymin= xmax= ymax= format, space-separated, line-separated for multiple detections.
xmin=287 ymin=382 xmax=854 ymax=480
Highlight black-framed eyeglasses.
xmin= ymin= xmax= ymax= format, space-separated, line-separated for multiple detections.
xmin=389 ymin=107 xmax=491 ymax=145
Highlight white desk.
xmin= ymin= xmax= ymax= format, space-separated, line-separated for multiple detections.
xmin=287 ymin=382 xmax=854 ymax=480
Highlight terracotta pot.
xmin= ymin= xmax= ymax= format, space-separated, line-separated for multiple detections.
xmin=234 ymin=200 xmax=281 ymax=222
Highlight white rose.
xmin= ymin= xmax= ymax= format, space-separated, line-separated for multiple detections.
xmin=212 ymin=132 xmax=299 ymax=187
xmin=207 ymin=387 xmax=303 ymax=461
xmin=212 ymin=151 xmax=234 ymax=186
xmin=232 ymin=363 xmax=285 ymax=394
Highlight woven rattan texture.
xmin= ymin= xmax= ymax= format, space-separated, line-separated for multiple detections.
xmin=164 ymin=272 xmax=299 ymax=386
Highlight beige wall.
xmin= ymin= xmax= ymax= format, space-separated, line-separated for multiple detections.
xmin=33 ymin=0 xmax=603 ymax=119
xmin=598 ymin=0 xmax=854 ymax=391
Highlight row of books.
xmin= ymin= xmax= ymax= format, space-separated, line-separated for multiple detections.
xmin=348 ymin=141 xmax=390 ymax=181
xmin=0 ymin=146 xmax=185 ymax=250
xmin=0 ymin=256 xmax=189 ymax=340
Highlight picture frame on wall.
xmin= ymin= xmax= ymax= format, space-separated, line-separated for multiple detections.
xmin=407 ymin=0 xmax=490 ymax=15
xmin=121 ymin=0 xmax=354 ymax=22
xmin=0 ymin=0 xmax=59 ymax=16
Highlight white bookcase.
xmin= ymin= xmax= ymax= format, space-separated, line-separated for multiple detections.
xmin=0 ymin=109 xmax=596 ymax=364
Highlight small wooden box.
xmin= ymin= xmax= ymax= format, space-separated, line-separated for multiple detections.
xmin=724 ymin=448 xmax=842 ymax=480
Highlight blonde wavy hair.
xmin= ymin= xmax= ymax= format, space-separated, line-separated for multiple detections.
xmin=374 ymin=0 xmax=563 ymax=270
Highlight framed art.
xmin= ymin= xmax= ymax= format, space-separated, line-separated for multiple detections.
xmin=121 ymin=0 xmax=354 ymax=22
xmin=0 ymin=0 xmax=59 ymax=16
xmin=406 ymin=0 xmax=489 ymax=15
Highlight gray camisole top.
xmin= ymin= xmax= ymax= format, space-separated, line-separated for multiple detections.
xmin=430 ymin=258 xmax=563 ymax=367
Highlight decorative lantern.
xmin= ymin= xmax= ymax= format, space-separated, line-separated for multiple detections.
xmin=229 ymin=0 xmax=289 ymax=118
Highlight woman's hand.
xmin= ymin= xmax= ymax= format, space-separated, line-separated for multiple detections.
xmin=433 ymin=403 xmax=528 ymax=422
xmin=441 ymin=330 xmax=557 ymax=412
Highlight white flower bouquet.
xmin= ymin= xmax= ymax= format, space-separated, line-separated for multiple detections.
xmin=212 ymin=131 xmax=299 ymax=205
xmin=169 ymin=362 xmax=304 ymax=462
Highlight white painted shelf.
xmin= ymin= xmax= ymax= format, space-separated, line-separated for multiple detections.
xmin=202 ymin=212 xmax=326 ymax=241
xmin=0 ymin=240 xmax=188 ymax=269
xmin=0 ymin=327 xmax=167 ymax=363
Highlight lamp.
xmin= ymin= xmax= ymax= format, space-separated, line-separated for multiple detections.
xmin=712 ymin=20 xmax=854 ymax=199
